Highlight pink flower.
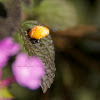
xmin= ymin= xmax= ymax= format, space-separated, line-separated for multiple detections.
xmin=12 ymin=53 xmax=45 ymax=90
xmin=0 ymin=69 xmax=2 ymax=79
xmin=0 ymin=50 xmax=9 ymax=69
xmin=0 ymin=37 xmax=20 ymax=68
xmin=0 ymin=37 xmax=20 ymax=56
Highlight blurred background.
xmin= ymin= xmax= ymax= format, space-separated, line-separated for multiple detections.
xmin=0 ymin=0 xmax=100 ymax=100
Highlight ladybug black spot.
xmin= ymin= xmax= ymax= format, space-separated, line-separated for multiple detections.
xmin=25 ymin=29 xmax=39 ymax=44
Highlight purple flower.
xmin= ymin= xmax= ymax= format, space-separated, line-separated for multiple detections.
xmin=0 ymin=50 xmax=9 ymax=69
xmin=0 ymin=37 xmax=20 ymax=68
xmin=12 ymin=53 xmax=45 ymax=90
xmin=0 ymin=37 xmax=20 ymax=56
xmin=0 ymin=69 xmax=2 ymax=79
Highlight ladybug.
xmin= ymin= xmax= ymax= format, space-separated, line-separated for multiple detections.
xmin=26 ymin=25 xmax=49 ymax=44
xmin=29 ymin=25 xmax=49 ymax=39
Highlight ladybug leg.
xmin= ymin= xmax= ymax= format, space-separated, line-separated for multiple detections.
xmin=33 ymin=39 xmax=39 ymax=44
xmin=25 ymin=31 xmax=28 ymax=36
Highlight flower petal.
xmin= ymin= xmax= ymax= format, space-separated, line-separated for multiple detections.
xmin=12 ymin=53 xmax=46 ymax=90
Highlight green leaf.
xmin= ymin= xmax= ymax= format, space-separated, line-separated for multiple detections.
xmin=21 ymin=0 xmax=35 ymax=19
xmin=17 ymin=21 xmax=56 ymax=93
xmin=34 ymin=0 xmax=78 ymax=30
xmin=21 ymin=0 xmax=31 ymax=6
xmin=0 ymin=87 xmax=13 ymax=99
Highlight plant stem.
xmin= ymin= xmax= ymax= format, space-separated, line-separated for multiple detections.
xmin=1 ymin=76 xmax=15 ymax=87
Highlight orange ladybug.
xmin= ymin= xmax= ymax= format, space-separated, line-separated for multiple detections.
xmin=29 ymin=25 xmax=49 ymax=39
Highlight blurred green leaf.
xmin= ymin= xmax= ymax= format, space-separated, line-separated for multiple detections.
xmin=9 ymin=83 xmax=40 ymax=100
xmin=21 ymin=0 xmax=31 ymax=6
xmin=73 ymin=88 xmax=95 ymax=100
xmin=34 ymin=0 xmax=78 ymax=30
xmin=21 ymin=0 xmax=35 ymax=19
xmin=67 ymin=0 xmax=90 ymax=24
xmin=91 ymin=0 xmax=100 ymax=26
xmin=0 ymin=87 xmax=13 ymax=99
